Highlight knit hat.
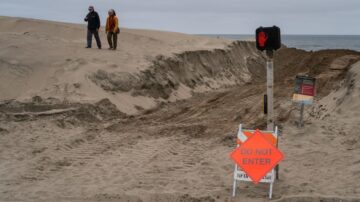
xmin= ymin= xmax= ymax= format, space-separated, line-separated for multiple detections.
xmin=108 ymin=9 xmax=116 ymax=16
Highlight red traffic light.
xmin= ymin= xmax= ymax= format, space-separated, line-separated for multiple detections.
xmin=256 ymin=26 xmax=281 ymax=51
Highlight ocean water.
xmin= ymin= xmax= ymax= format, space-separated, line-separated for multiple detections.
xmin=202 ymin=35 xmax=360 ymax=52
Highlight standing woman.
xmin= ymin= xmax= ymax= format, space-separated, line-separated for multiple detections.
xmin=106 ymin=9 xmax=119 ymax=50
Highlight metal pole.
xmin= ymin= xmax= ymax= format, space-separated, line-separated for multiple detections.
xmin=266 ymin=50 xmax=274 ymax=131
xmin=275 ymin=127 xmax=280 ymax=180
xmin=299 ymin=103 xmax=305 ymax=127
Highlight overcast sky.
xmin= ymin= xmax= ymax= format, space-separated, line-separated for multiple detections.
xmin=1 ymin=0 xmax=359 ymax=34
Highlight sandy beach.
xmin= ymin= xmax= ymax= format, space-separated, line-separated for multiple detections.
xmin=0 ymin=17 xmax=360 ymax=202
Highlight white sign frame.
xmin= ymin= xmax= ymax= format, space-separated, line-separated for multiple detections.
xmin=232 ymin=124 xmax=278 ymax=199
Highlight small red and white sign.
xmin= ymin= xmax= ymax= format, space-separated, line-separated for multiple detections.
xmin=293 ymin=75 xmax=316 ymax=105
xmin=301 ymin=83 xmax=315 ymax=96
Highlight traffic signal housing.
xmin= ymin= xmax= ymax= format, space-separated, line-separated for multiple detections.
xmin=256 ymin=26 xmax=281 ymax=51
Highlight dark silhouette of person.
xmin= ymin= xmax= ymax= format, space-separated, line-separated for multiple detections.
xmin=84 ymin=5 xmax=101 ymax=49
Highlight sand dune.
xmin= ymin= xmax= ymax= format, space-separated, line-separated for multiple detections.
xmin=0 ymin=17 xmax=360 ymax=202
xmin=0 ymin=17 xmax=233 ymax=114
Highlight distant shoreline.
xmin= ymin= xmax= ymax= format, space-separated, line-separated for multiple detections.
xmin=200 ymin=34 xmax=360 ymax=51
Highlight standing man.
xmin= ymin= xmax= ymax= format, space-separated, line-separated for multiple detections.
xmin=106 ymin=9 xmax=119 ymax=50
xmin=84 ymin=6 xmax=101 ymax=49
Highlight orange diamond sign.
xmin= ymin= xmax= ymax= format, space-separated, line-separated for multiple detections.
xmin=230 ymin=129 xmax=284 ymax=184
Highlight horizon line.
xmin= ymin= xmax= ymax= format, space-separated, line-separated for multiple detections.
xmin=1 ymin=15 xmax=359 ymax=36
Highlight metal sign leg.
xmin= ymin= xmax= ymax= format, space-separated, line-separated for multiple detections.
xmin=232 ymin=165 xmax=238 ymax=197
xmin=276 ymin=130 xmax=280 ymax=180
xmin=299 ymin=103 xmax=305 ymax=127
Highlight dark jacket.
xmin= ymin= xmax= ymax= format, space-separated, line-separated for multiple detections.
xmin=84 ymin=11 xmax=100 ymax=30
